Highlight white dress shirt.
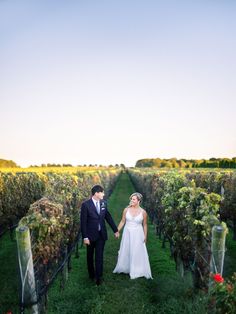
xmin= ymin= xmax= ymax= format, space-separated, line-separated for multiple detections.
xmin=92 ymin=197 xmax=100 ymax=214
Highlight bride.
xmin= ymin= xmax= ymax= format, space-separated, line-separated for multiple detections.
xmin=113 ymin=192 xmax=152 ymax=279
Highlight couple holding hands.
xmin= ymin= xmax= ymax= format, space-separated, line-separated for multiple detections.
xmin=80 ymin=185 xmax=152 ymax=286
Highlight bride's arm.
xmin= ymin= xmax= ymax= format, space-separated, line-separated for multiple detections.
xmin=117 ymin=208 xmax=127 ymax=232
xmin=143 ymin=210 xmax=148 ymax=243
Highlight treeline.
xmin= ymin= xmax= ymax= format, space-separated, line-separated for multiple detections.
xmin=0 ymin=158 xmax=18 ymax=168
xmin=0 ymin=158 xmax=126 ymax=169
xmin=135 ymin=157 xmax=236 ymax=169
xmin=31 ymin=163 xmax=125 ymax=168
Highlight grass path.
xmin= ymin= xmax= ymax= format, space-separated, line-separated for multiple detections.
xmin=0 ymin=232 xmax=18 ymax=313
xmin=47 ymin=173 xmax=205 ymax=314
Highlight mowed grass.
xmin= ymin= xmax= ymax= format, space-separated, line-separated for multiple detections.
xmin=224 ymin=229 xmax=236 ymax=278
xmin=0 ymin=232 xmax=19 ymax=313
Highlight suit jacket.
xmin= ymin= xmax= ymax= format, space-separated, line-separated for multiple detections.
xmin=80 ymin=198 xmax=118 ymax=241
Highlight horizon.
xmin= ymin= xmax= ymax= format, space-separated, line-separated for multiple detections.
xmin=1 ymin=155 xmax=236 ymax=169
xmin=1 ymin=0 xmax=236 ymax=167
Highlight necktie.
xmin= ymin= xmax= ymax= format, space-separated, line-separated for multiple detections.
xmin=96 ymin=201 xmax=100 ymax=215
xmin=96 ymin=201 xmax=101 ymax=231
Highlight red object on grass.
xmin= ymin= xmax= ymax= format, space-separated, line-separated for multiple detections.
xmin=213 ymin=273 xmax=224 ymax=283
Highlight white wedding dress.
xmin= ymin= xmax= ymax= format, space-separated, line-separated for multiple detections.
xmin=113 ymin=208 xmax=153 ymax=279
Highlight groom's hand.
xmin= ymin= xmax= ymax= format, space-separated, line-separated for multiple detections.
xmin=84 ymin=238 xmax=90 ymax=245
xmin=114 ymin=232 xmax=119 ymax=239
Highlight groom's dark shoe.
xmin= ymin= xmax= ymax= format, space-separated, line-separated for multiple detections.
xmin=89 ymin=272 xmax=95 ymax=280
xmin=95 ymin=278 xmax=103 ymax=286
xmin=89 ymin=275 xmax=95 ymax=281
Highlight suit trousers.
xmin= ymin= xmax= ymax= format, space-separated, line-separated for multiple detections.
xmin=86 ymin=232 xmax=105 ymax=280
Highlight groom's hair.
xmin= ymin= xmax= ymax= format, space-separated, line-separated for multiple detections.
xmin=91 ymin=185 xmax=104 ymax=195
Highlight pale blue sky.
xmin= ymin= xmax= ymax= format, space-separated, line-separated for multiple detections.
xmin=1 ymin=0 xmax=236 ymax=167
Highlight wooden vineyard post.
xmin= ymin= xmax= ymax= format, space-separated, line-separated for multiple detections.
xmin=16 ymin=226 xmax=38 ymax=314
xmin=211 ymin=225 xmax=227 ymax=275
xmin=60 ymin=247 xmax=69 ymax=290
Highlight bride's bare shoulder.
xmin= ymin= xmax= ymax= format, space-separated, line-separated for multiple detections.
xmin=142 ymin=208 xmax=147 ymax=216
xmin=121 ymin=207 xmax=129 ymax=218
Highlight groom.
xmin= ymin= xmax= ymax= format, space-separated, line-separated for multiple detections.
xmin=80 ymin=184 xmax=119 ymax=285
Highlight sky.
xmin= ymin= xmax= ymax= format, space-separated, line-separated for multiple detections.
xmin=0 ymin=0 xmax=236 ymax=167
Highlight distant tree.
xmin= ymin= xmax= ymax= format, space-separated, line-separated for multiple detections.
xmin=134 ymin=157 xmax=236 ymax=169
xmin=153 ymin=158 xmax=162 ymax=167
xmin=179 ymin=160 xmax=186 ymax=168
xmin=0 ymin=158 xmax=18 ymax=168
xmin=220 ymin=158 xmax=231 ymax=168
xmin=46 ymin=163 xmax=61 ymax=167
xmin=169 ymin=158 xmax=179 ymax=168
xmin=160 ymin=160 xmax=171 ymax=167
xmin=136 ymin=159 xmax=154 ymax=167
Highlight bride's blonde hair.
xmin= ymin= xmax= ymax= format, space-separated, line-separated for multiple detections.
xmin=129 ymin=192 xmax=143 ymax=203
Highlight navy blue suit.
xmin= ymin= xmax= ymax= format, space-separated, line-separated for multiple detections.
xmin=80 ymin=198 xmax=118 ymax=281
